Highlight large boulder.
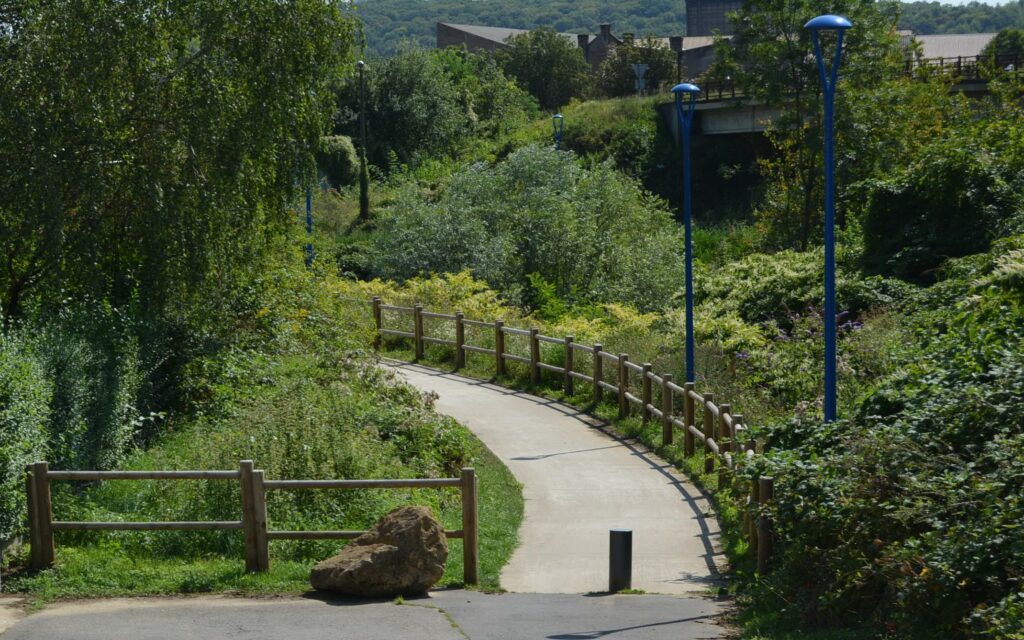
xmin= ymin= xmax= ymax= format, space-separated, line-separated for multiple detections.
xmin=310 ymin=505 xmax=448 ymax=597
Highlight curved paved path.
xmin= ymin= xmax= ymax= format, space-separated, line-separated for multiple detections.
xmin=388 ymin=361 xmax=724 ymax=595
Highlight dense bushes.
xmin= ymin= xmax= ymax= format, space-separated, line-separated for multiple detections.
xmin=755 ymin=236 xmax=1024 ymax=638
xmin=862 ymin=140 xmax=1021 ymax=282
xmin=0 ymin=306 xmax=150 ymax=544
xmin=369 ymin=145 xmax=683 ymax=310
xmin=0 ymin=333 xmax=50 ymax=543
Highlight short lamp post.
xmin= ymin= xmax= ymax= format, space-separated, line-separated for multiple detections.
xmin=672 ymin=82 xmax=701 ymax=384
xmin=552 ymin=113 xmax=564 ymax=150
xmin=805 ymin=14 xmax=852 ymax=423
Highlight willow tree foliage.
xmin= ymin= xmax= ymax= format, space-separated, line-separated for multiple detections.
xmin=0 ymin=0 xmax=356 ymax=323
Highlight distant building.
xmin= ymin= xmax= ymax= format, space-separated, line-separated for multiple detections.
xmin=685 ymin=0 xmax=743 ymax=37
xmin=913 ymin=33 xmax=997 ymax=60
xmin=437 ymin=22 xmax=720 ymax=79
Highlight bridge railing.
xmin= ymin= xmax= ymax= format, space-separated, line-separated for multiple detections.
xmin=372 ymin=297 xmax=777 ymax=573
xmin=24 ymin=459 xmax=479 ymax=582
xmin=684 ymin=54 xmax=1021 ymax=105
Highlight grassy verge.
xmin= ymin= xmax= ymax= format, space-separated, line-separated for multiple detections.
xmin=3 ymin=433 xmax=521 ymax=604
xmin=2 ymin=343 xmax=523 ymax=604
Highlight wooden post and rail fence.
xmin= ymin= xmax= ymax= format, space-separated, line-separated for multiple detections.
xmin=373 ymin=296 xmax=777 ymax=573
xmin=24 ymin=460 xmax=480 ymax=583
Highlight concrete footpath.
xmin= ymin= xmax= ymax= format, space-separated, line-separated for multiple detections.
xmin=0 ymin=591 xmax=727 ymax=640
xmin=389 ymin=362 xmax=724 ymax=595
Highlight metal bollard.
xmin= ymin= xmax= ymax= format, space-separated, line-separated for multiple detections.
xmin=609 ymin=529 xmax=633 ymax=592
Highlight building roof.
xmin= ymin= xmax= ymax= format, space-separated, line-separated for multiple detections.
xmin=915 ymin=33 xmax=997 ymax=60
xmin=439 ymin=23 xmax=596 ymax=46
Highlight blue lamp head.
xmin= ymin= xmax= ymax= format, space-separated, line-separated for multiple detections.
xmin=552 ymin=113 xmax=564 ymax=134
xmin=804 ymin=15 xmax=852 ymax=31
xmin=671 ymin=82 xmax=701 ymax=97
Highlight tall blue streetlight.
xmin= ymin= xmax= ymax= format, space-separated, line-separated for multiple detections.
xmin=805 ymin=14 xmax=852 ymax=422
xmin=672 ymin=82 xmax=701 ymax=384
xmin=305 ymin=188 xmax=314 ymax=267
xmin=552 ymin=114 xmax=564 ymax=150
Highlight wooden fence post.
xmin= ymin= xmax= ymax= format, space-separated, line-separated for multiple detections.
xmin=413 ymin=304 xmax=424 ymax=361
xmin=253 ymin=469 xmax=270 ymax=572
xmin=718 ymin=404 xmax=731 ymax=489
xmin=372 ymin=297 xmax=382 ymax=350
xmin=661 ymin=374 xmax=674 ymax=446
xmin=495 ymin=320 xmax=506 ymax=377
xmin=455 ymin=312 xmax=465 ymax=370
xmin=683 ymin=382 xmax=696 ymax=457
xmin=702 ymin=393 xmax=715 ymax=474
xmin=240 ymin=460 xmax=258 ymax=572
xmin=641 ymin=364 xmax=652 ymax=423
xmin=461 ymin=468 xmax=479 ymax=585
xmin=29 ymin=461 xmax=54 ymax=569
xmin=757 ymin=476 xmax=774 ymax=574
xmin=563 ymin=336 xmax=574 ymax=396
xmin=617 ymin=354 xmax=629 ymax=419
xmin=24 ymin=465 xmax=40 ymax=569
xmin=529 ymin=328 xmax=541 ymax=385
xmin=748 ymin=476 xmax=759 ymax=559
xmin=593 ymin=344 xmax=604 ymax=404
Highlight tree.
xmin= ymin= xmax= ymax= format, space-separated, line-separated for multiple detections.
xmin=981 ymin=28 xmax=1024 ymax=70
xmin=720 ymin=0 xmax=903 ymax=249
xmin=0 ymin=0 xmax=355 ymax=325
xmin=596 ymin=37 xmax=678 ymax=98
xmin=331 ymin=47 xmax=537 ymax=171
xmin=496 ymin=28 xmax=590 ymax=110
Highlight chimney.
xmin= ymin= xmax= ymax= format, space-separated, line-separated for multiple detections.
xmin=622 ymin=32 xmax=634 ymax=45
xmin=599 ymin=23 xmax=612 ymax=38
xmin=577 ymin=34 xmax=590 ymax=62
xmin=670 ymin=35 xmax=683 ymax=51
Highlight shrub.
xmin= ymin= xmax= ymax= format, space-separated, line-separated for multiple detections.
xmin=0 ymin=330 xmax=51 ymax=543
xmin=37 ymin=306 xmax=143 ymax=471
xmin=317 ymin=136 xmax=359 ymax=188
xmin=699 ymin=249 xmax=915 ymax=326
xmin=372 ymin=145 xmax=683 ymax=311
xmin=862 ymin=140 xmax=1021 ymax=282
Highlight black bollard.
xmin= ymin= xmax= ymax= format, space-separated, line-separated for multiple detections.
xmin=609 ymin=529 xmax=633 ymax=592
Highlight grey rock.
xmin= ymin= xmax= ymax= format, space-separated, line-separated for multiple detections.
xmin=310 ymin=505 xmax=448 ymax=597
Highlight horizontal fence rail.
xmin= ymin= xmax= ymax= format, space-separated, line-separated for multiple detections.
xmin=372 ymin=296 xmax=776 ymax=573
xmin=689 ymin=54 xmax=1019 ymax=104
xmin=24 ymin=460 xmax=479 ymax=583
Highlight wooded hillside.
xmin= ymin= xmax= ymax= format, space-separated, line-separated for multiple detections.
xmin=355 ymin=0 xmax=1024 ymax=56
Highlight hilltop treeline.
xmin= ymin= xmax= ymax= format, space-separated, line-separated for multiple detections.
xmin=354 ymin=0 xmax=1024 ymax=57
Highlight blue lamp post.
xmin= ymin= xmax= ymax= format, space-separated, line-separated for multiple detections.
xmin=305 ymin=188 xmax=314 ymax=267
xmin=552 ymin=114 xmax=564 ymax=150
xmin=672 ymin=82 xmax=701 ymax=384
xmin=805 ymin=14 xmax=852 ymax=422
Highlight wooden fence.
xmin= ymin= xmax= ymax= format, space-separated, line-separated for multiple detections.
xmin=24 ymin=460 xmax=479 ymax=583
xmin=373 ymin=296 xmax=776 ymax=572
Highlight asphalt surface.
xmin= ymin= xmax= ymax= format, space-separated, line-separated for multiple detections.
xmin=389 ymin=362 xmax=724 ymax=595
xmin=0 ymin=591 xmax=727 ymax=640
